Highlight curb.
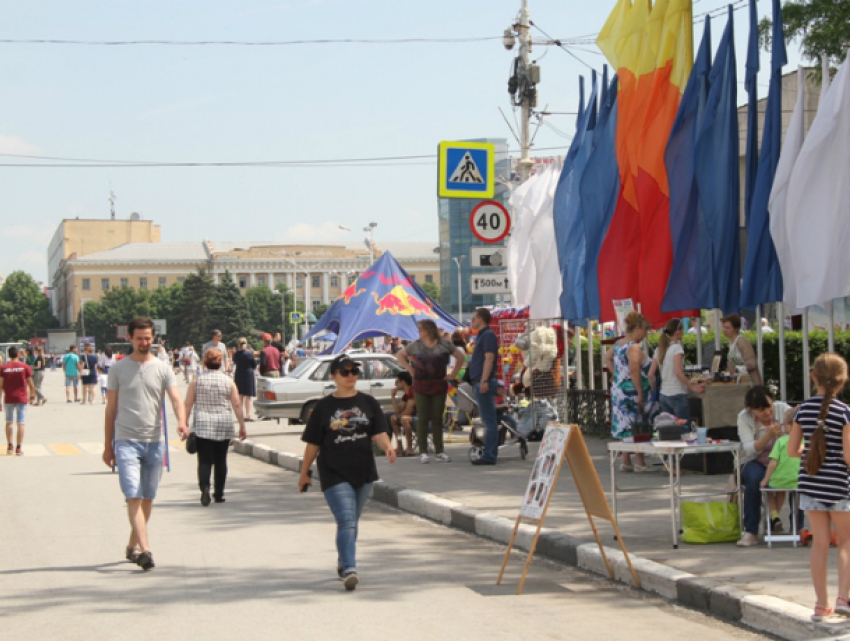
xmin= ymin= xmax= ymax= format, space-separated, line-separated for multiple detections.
xmin=234 ymin=439 xmax=838 ymax=640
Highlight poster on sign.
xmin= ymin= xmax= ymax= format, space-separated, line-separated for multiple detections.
xmin=612 ymin=298 xmax=635 ymax=335
xmin=520 ymin=425 xmax=570 ymax=520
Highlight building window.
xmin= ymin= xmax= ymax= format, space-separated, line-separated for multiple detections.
xmin=257 ymin=275 xmax=266 ymax=287
xmin=296 ymin=276 xmax=303 ymax=288
xmin=330 ymin=276 xmax=339 ymax=288
xmin=238 ymin=276 xmax=248 ymax=289
xmin=312 ymin=300 xmax=321 ymax=311
xmin=425 ymin=274 xmax=434 ymax=284
xmin=101 ymin=278 xmax=110 ymax=291
xmin=348 ymin=274 xmax=356 ymax=285
xmin=120 ymin=278 xmax=129 ymax=288
xmin=82 ymin=278 xmax=91 ymax=291
xmin=177 ymin=277 xmax=186 ymax=284
xmin=139 ymin=277 xmax=148 ymax=290
xmin=275 ymin=275 xmax=284 ymax=285
xmin=312 ymin=275 xmax=320 ymax=288
xmin=158 ymin=277 xmax=167 ymax=287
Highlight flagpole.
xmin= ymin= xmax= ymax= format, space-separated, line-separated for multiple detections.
xmin=756 ymin=304 xmax=763 ymax=382
xmin=599 ymin=322 xmax=608 ymax=391
xmin=802 ymin=308 xmax=811 ymax=399
xmin=827 ymin=299 xmax=835 ymax=351
xmin=778 ymin=302 xmax=787 ymax=401
xmin=575 ymin=328 xmax=583 ymax=390
xmin=587 ymin=320 xmax=595 ymax=390
xmin=695 ymin=314 xmax=703 ymax=369
xmin=714 ymin=309 xmax=721 ymax=352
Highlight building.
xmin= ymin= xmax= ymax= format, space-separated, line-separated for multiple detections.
xmin=438 ymin=138 xmax=512 ymax=319
xmin=49 ymin=219 xmax=439 ymax=328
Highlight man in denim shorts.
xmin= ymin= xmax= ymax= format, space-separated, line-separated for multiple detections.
xmin=63 ymin=345 xmax=80 ymax=403
xmin=102 ymin=317 xmax=187 ymax=571
xmin=0 ymin=346 xmax=35 ymax=456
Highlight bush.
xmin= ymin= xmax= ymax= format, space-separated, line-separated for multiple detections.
xmin=576 ymin=330 xmax=850 ymax=404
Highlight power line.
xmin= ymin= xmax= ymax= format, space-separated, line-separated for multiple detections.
xmin=0 ymin=36 xmax=505 ymax=47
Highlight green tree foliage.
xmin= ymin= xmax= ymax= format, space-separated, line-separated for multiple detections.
xmin=0 ymin=271 xmax=59 ymax=341
xmin=761 ymin=0 xmax=850 ymax=66
xmin=81 ymin=287 xmax=151 ymax=347
xmin=207 ymin=271 xmax=254 ymax=347
xmin=422 ymin=281 xmax=440 ymax=303
xmin=173 ymin=269 xmax=216 ymax=348
xmin=313 ymin=303 xmax=330 ymax=321
xmin=149 ymin=282 xmax=184 ymax=327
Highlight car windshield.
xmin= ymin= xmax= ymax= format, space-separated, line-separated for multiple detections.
xmin=287 ymin=357 xmax=317 ymax=378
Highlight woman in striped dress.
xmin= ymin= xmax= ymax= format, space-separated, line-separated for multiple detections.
xmin=788 ymin=353 xmax=850 ymax=622
xmin=184 ymin=350 xmax=247 ymax=506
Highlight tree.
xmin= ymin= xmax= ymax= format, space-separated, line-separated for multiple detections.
xmin=206 ymin=271 xmax=254 ymax=347
xmin=173 ymin=269 xmax=216 ymax=348
xmin=313 ymin=303 xmax=331 ymax=322
xmin=246 ymin=286 xmax=281 ymax=336
xmin=0 ymin=271 xmax=58 ymax=341
xmin=149 ymin=282 xmax=184 ymax=327
xmin=761 ymin=1 xmax=850 ymax=66
xmin=421 ymin=281 xmax=441 ymax=303
xmin=81 ymin=286 xmax=152 ymax=348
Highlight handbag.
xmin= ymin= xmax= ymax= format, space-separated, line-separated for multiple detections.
xmin=185 ymin=432 xmax=198 ymax=455
xmin=81 ymin=368 xmax=91 ymax=377
xmin=681 ymin=501 xmax=741 ymax=544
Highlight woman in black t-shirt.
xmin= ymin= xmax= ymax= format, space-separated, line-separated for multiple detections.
xmin=299 ymin=354 xmax=396 ymax=592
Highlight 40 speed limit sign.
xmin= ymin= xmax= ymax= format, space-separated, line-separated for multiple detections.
xmin=469 ymin=200 xmax=511 ymax=243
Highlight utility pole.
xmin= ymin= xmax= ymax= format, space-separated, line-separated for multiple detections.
xmin=505 ymin=0 xmax=538 ymax=183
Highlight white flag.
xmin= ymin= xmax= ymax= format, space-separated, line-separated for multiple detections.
xmin=785 ymin=51 xmax=850 ymax=309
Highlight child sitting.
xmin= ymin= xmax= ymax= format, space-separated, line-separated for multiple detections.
xmin=760 ymin=427 xmax=803 ymax=532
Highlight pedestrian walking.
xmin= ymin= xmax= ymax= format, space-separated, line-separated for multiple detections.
xmin=788 ymin=353 xmax=850 ymax=622
xmin=31 ymin=346 xmax=47 ymax=405
xmin=99 ymin=346 xmax=116 ymax=375
xmin=232 ymin=337 xmax=257 ymax=421
xmin=396 ymin=319 xmax=464 ymax=463
xmin=202 ymin=329 xmax=230 ymax=374
xmin=0 ymin=346 xmax=35 ymax=456
xmin=467 ymin=308 xmax=500 ymax=466
xmin=184 ymin=350 xmax=247 ymax=506
xmin=102 ymin=317 xmax=187 ymax=571
xmin=62 ymin=345 xmax=81 ymax=403
xmin=80 ymin=344 xmax=99 ymax=405
xmin=298 ymin=354 xmax=396 ymax=591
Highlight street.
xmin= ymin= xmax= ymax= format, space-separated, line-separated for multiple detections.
xmin=0 ymin=374 xmax=773 ymax=641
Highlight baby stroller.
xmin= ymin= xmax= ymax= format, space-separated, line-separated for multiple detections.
xmin=454 ymin=383 xmax=529 ymax=462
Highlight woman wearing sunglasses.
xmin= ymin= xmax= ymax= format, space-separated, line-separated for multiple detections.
xmin=299 ymin=354 xmax=396 ymax=591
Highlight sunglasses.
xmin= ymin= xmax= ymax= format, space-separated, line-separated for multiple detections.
xmin=337 ymin=368 xmax=360 ymax=377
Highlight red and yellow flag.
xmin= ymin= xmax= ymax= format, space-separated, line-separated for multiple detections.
xmin=595 ymin=0 xmax=693 ymax=326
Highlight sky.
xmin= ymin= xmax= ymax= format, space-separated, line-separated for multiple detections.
xmin=0 ymin=0 xmax=807 ymax=285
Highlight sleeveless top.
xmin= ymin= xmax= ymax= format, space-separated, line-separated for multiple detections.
xmin=797 ymin=396 xmax=850 ymax=503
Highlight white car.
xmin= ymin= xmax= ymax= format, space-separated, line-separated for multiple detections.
xmin=255 ymin=353 xmax=406 ymax=423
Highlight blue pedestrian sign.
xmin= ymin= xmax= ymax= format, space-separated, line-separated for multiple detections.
xmin=289 ymin=311 xmax=303 ymax=325
xmin=438 ymin=141 xmax=495 ymax=199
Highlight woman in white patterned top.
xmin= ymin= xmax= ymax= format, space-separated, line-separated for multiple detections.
xmin=184 ymin=350 xmax=247 ymax=506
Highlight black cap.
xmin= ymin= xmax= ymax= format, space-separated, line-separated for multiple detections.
xmin=330 ymin=354 xmax=361 ymax=374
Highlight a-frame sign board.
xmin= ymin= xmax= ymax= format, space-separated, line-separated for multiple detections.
xmin=497 ymin=424 xmax=640 ymax=594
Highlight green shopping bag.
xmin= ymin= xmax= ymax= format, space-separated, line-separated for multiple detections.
xmin=681 ymin=501 xmax=741 ymax=544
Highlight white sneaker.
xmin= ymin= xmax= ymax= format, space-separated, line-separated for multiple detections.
xmin=736 ymin=532 xmax=759 ymax=547
xmin=633 ymin=465 xmax=654 ymax=473
xmin=420 ymin=454 xmax=430 ymax=464
xmin=435 ymin=453 xmax=451 ymax=463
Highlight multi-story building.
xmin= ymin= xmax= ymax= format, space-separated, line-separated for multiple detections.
xmin=438 ymin=138 xmax=511 ymax=319
xmin=49 ymin=219 xmax=439 ymax=328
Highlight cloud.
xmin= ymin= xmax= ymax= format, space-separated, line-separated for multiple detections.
xmin=1 ymin=225 xmax=54 ymax=244
xmin=277 ymin=222 xmax=352 ymax=243
xmin=0 ymin=134 xmax=41 ymax=156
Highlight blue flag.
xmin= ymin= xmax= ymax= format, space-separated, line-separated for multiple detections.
xmin=554 ymin=73 xmax=599 ymax=323
xmin=744 ymin=0 xmax=760 ymax=223
xmin=580 ymin=68 xmax=619 ymax=320
xmin=694 ymin=8 xmax=740 ymax=316
xmin=663 ymin=17 xmax=714 ymax=312
xmin=740 ymin=0 xmax=786 ymax=308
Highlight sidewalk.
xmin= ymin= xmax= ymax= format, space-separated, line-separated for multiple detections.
xmin=240 ymin=419 xmax=850 ymax=640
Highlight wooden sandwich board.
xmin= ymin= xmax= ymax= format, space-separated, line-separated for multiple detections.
xmin=497 ymin=423 xmax=640 ymax=594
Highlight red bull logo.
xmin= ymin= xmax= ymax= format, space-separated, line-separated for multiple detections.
xmin=373 ymin=286 xmax=438 ymax=318
xmin=338 ymin=281 xmax=366 ymax=304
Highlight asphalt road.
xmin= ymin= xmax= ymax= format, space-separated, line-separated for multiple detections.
xmin=0 ymin=383 xmax=773 ymax=640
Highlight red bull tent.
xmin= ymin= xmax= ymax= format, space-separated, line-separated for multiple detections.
xmin=301 ymin=252 xmax=460 ymax=353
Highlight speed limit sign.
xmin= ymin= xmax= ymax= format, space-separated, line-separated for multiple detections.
xmin=469 ymin=200 xmax=511 ymax=243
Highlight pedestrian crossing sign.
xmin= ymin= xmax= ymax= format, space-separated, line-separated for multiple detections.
xmin=438 ymin=141 xmax=495 ymax=199
xmin=289 ymin=312 xmax=303 ymax=325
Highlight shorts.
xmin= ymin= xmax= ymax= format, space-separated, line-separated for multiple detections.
xmin=115 ymin=440 xmax=163 ymax=501
xmin=65 ymin=376 xmax=79 ymax=387
xmin=4 ymin=403 xmax=26 ymax=424
xmin=800 ymin=493 xmax=850 ymax=512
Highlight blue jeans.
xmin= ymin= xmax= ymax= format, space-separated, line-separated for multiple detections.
xmin=473 ymin=379 xmax=499 ymax=462
xmin=115 ymin=440 xmax=163 ymax=501
xmin=323 ymin=481 xmax=373 ymax=575
xmin=660 ymin=393 xmax=690 ymax=423
xmin=742 ymin=460 xmax=766 ymax=535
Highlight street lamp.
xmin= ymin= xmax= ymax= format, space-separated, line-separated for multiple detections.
xmin=339 ymin=222 xmax=378 ymax=265
xmin=453 ymin=255 xmax=466 ymax=323
xmin=281 ymin=250 xmax=310 ymax=341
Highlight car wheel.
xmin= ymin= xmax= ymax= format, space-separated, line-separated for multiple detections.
xmin=300 ymin=401 xmax=317 ymax=425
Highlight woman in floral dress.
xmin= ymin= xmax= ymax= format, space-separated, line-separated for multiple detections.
xmin=604 ymin=311 xmax=657 ymax=472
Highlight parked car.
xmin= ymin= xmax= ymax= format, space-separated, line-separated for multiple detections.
xmin=255 ymin=353 xmax=405 ymax=423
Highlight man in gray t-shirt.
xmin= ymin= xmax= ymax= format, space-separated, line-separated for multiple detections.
xmin=202 ymin=329 xmax=230 ymax=373
xmin=103 ymin=317 xmax=187 ymax=571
